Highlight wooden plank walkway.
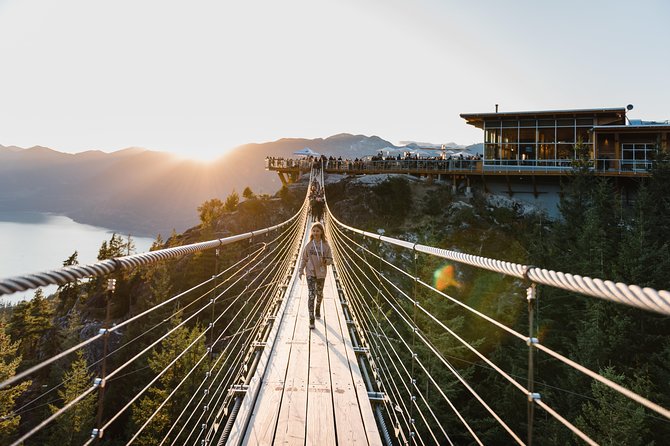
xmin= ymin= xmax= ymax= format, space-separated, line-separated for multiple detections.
xmin=230 ymin=228 xmax=383 ymax=446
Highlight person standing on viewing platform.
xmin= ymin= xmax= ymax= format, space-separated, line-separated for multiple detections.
xmin=299 ymin=222 xmax=333 ymax=329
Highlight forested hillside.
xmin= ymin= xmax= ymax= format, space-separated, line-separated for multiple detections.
xmin=1 ymin=162 xmax=668 ymax=444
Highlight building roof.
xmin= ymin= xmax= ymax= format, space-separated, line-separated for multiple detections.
xmin=593 ymin=124 xmax=670 ymax=132
xmin=461 ymin=107 xmax=626 ymax=128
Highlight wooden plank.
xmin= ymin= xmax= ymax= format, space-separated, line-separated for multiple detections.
xmin=241 ymin=272 xmax=303 ymax=444
xmin=324 ymin=273 xmax=374 ymax=445
xmin=330 ymin=272 xmax=384 ymax=446
xmin=273 ymin=278 xmax=311 ymax=444
xmin=226 ymin=264 xmax=300 ymax=445
xmin=306 ymin=272 xmax=336 ymax=446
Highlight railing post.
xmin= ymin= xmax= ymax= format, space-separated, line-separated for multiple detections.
xmin=409 ymin=244 xmax=419 ymax=441
xmin=209 ymin=247 xmax=220 ymax=362
xmin=526 ymin=283 xmax=538 ymax=446
xmin=93 ymin=277 xmax=116 ymax=442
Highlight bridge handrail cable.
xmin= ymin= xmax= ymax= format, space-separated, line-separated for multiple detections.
xmin=330 ymin=214 xmax=670 ymax=317
xmin=327 ymin=205 xmax=670 ymax=445
xmin=0 ymin=205 xmax=304 ymax=297
xmin=328 ymin=229 xmax=462 ymax=445
xmin=330 ymin=212 xmax=670 ymax=421
xmin=87 ymin=213 xmax=306 ymax=445
xmin=329 ymin=219 xmax=518 ymax=445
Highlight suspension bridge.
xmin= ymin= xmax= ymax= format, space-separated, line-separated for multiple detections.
xmin=1 ymin=168 xmax=669 ymax=446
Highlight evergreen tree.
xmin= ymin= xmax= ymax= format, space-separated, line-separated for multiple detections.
xmin=197 ymin=198 xmax=225 ymax=229
xmin=48 ymin=351 xmax=97 ymax=445
xmin=97 ymin=233 xmax=130 ymax=260
xmin=242 ymin=186 xmax=255 ymax=200
xmin=575 ymin=178 xmax=620 ymax=277
xmin=617 ymin=170 xmax=670 ymax=289
xmin=575 ymin=367 xmax=652 ymax=446
xmin=130 ymin=316 xmax=206 ymax=444
xmin=224 ymin=190 xmax=239 ymax=212
xmin=150 ymin=233 xmax=165 ymax=251
xmin=56 ymin=251 xmax=81 ymax=313
xmin=0 ymin=322 xmax=31 ymax=443
xmin=8 ymin=289 xmax=54 ymax=362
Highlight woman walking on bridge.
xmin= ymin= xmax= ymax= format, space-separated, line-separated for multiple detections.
xmin=299 ymin=222 xmax=333 ymax=329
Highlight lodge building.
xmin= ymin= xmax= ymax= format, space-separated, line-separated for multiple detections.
xmin=461 ymin=107 xmax=670 ymax=174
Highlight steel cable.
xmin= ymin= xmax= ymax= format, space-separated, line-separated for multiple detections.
xmin=330 ymin=224 xmax=481 ymax=445
xmin=329 ymin=213 xmax=670 ymax=316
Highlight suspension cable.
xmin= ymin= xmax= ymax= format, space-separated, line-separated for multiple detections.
xmin=330 ymin=224 xmax=482 ymax=445
xmin=329 ymin=212 xmax=670 ymax=316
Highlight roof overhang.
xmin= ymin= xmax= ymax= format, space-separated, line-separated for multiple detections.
xmin=460 ymin=107 xmax=627 ymax=129
xmin=593 ymin=125 xmax=670 ymax=132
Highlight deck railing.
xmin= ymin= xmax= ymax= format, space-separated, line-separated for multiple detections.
xmin=266 ymin=157 xmax=652 ymax=176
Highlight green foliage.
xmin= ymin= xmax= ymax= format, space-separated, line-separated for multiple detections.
xmin=0 ymin=322 xmax=30 ymax=443
xmin=97 ymin=233 xmax=135 ymax=260
xmin=48 ymin=351 xmax=96 ymax=445
xmin=372 ymin=176 xmax=412 ymax=223
xmin=242 ymin=186 xmax=255 ymax=200
xmin=56 ymin=251 xmax=81 ymax=312
xmin=197 ymin=198 xmax=225 ymax=229
xmin=421 ymin=184 xmax=453 ymax=216
xmin=150 ymin=233 xmax=165 ymax=251
xmin=8 ymin=289 xmax=54 ymax=363
xmin=224 ymin=190 xmax=240 ymax=212
xmin=131 ymin=315 xmax=206 ymax=445
xmin=575 ymin=367 xmax=652 ymax=446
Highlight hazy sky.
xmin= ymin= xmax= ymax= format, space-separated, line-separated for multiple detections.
xmin=1 ymin=0 xmax=668 ymax=160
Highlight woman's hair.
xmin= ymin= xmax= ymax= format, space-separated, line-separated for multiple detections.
xmin=309 ymin=221 xmax=327 ymax=242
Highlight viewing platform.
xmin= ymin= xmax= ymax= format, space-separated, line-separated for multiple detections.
xmin=266 ymin=157 xmax=650 ymax=186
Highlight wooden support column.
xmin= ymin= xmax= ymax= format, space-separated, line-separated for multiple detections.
xmin=614 ymin=132 xmax=621 ymax=171
xmin=278 ymin=172 xmax=288 ymax=186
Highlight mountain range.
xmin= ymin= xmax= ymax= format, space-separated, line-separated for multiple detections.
xmin=0 ymin=135 xmax=481 ymax=237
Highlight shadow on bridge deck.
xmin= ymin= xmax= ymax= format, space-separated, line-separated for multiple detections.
xmin=227 ymin=222 xmax=383 ymax=445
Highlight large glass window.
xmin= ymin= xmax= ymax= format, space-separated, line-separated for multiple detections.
xmin=501 ymin=143 xmax=517 ymax=161
xmin=502 ymin=128 xmax=518 ymax=143
xmin=538 ymin=144 xmax=555 ymax=161
xmin=556 ymin=127 xmax=575 ymax=144
xmin=538 ymin=127 xmax=555 ymax=143
xmin=521 ymin=144 xmax=536 ymax=161
xmin=576 ymin=127 xmax=591 ymax=144
xmin=622 ymin=143 xmax=655 ymax=171
xmin=557 ymin=144 xmax=574 ymax=163
xmin=519 ymin=127 xmax=535 ymax=143
xmin=485 ymin=143 xmax=500 ymax=160
xmin=485 ymin=128 xmax=501 ymax=144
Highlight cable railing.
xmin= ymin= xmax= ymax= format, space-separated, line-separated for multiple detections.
xmin=0 ymin=195 xmax=309 ymax=445
xmin=326 ymin=203 xmax=670 ymax=445
xmin=267 ymin=157 xmax=655 ymax=177
xmin=3 ymin=161 xmax=668 ymax=445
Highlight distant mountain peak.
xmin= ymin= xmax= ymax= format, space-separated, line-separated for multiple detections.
xmin=113 ymin=147 xmax=149 ymax=155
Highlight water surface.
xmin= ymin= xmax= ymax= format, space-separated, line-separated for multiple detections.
xmin=0 ymin=211 xmax=154 ymax=304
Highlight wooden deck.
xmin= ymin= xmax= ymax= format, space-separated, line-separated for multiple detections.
xmin=226 ymin=228 xmax=383 ymax=446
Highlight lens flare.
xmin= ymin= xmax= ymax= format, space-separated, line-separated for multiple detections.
xmin=433 ymin=264 xmax=461 ymax=291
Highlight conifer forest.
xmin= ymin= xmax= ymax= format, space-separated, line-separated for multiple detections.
xmin=1 ymin=160 xmax=669 ymax=445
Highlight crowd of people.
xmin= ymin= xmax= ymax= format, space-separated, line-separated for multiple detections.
xmin=308 ymin=178 xmax=325 ymax=222
xmin=266 ymin=151 xmax=482 ymax=173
